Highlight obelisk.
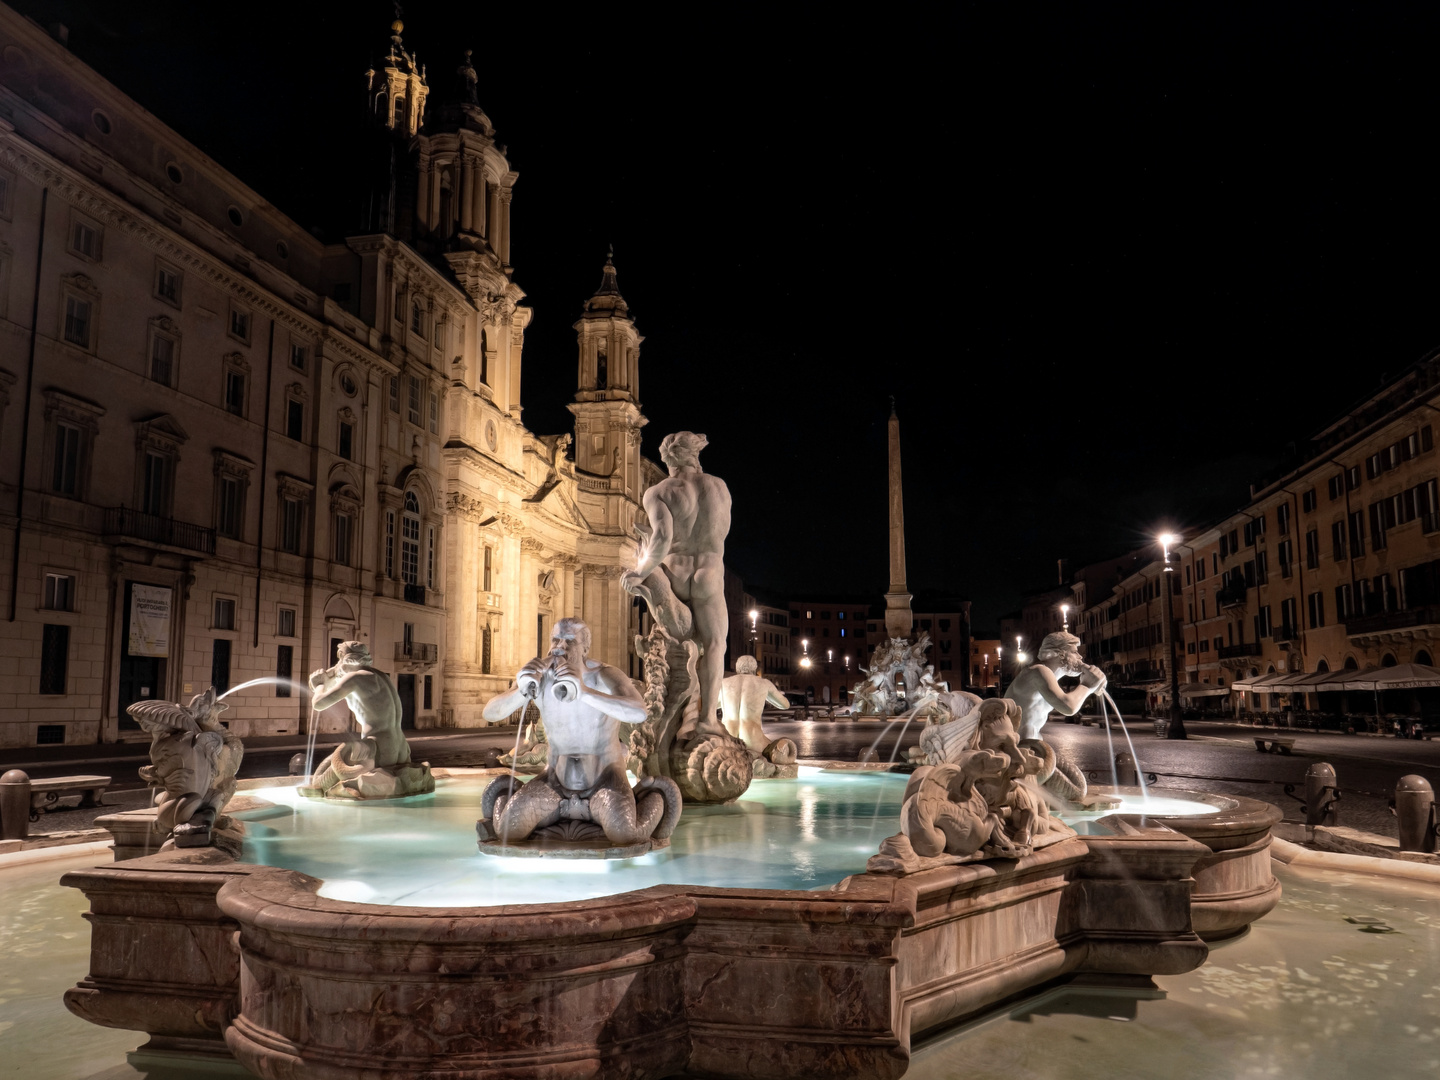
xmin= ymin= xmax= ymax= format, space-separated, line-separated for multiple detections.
xmin=883 ymin=398 xmax=914 ymax=640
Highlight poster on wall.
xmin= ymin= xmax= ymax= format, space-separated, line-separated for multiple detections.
xmin=128 ymin=584 xmax=171 ymax=657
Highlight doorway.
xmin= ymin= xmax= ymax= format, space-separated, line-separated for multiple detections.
xmin=118 ymin=580 xmax=169 ymax=731
xmin=397 ymin=674 xmax=416 ymax=730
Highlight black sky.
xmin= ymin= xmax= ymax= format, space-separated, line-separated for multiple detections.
xmin=15 ymin=2 xmax=1440 ymax=627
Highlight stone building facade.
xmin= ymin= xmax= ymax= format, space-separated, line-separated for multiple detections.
xmin=1076 ymin=356 xmax=1440 ymax=714
xmin=0 ymin=11 xmax=652 ymax=747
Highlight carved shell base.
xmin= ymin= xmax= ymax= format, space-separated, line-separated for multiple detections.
xmin=298 ymin=762 xmax=435 ymax=800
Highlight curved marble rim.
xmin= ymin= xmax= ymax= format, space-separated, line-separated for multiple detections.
xmin=1088 ymin=785 xmax=1283 ymax=846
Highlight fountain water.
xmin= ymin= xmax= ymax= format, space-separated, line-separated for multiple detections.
xmin=1101 ymin=688 xmax=1150 ymax=800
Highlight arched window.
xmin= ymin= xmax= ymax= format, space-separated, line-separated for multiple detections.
xmin=1343 ymin=656 xmax=1358 ymax=671
xmin=1316 ymin=659 xmax=1330 ymax=673
xmin=1382 ymin=653 xmax=1398 ymax=667
xmin=596 ymin=345 xmax=608 ymax=390
xmin=1416 ymin=650 xmax=1433 ymax=667
xmin=402 ymin=491 xmax=421 ymax=585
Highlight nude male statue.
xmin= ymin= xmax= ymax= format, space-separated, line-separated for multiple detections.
xmin=1002 ymin=631 xmax=1107 ymax=742
xmin=303 ymin=641 xmax=429 ymax=798
xmin=720 ymin=655 xmax=791 ymax=752
xmin=480 ymin=618 xmax=681 ymax=845
xmin=621 ymin=431 xmax=732 ymax=743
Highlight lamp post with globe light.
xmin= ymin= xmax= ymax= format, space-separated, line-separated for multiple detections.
xmin=1160 ymin=533 xmax=1187 ymax=740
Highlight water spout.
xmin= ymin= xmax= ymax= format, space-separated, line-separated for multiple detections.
xmin=1102 ymin=689 xmax=1149 ymax=800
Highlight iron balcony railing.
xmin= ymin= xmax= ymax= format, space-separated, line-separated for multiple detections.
xmin=403 ymin=583 xmax=426 ymax=605
xmin=104 ymin=506 xmax=215 ymax=555
xmin=1346 ymin=604 xmax=1440 ymax=636
xmin=1216 ymin=582 xmax=1248 ymax=607
xmin=394 ymin=641 xmax=437 ymax=663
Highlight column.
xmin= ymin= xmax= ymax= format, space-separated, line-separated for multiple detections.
xmin=474 ymin=173 xmax=488 ymax=237
xmin=500 ymin=188 xmax=512 ymax=265
xmin=430 ymin=166 xmax=443 ymax=233
xmin=416 ymin=157 xmax=431 ymax=229
xmin=459 ymin=156 xmax=474 ymax=233
xmin=489 ymin=183 xmax=502 ymax=252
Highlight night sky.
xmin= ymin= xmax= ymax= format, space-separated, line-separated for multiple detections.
xmin=15 ymin=2 xmax=1440 ymax=628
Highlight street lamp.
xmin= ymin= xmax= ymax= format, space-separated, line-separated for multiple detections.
xmin=748 ymin=608 xmax=759 ymax=659
xmin=1159 ymin=532 xmax=1187 ymax=740
xmin=1060 ymin=603 xmax=1070 ymax=632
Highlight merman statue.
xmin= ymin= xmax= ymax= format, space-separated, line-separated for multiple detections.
xmin=301 ymin=641 xmax=434 ymax=799
xmin=478 ymin=618 xmax=682 ymax=853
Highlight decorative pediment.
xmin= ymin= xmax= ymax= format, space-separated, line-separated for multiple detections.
xmin=61 ymin=271 xmax=98 ymax=295
xmin=136 ymin=413 xmax=189 ymax=446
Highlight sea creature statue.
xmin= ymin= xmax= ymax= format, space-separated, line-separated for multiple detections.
xmin=478 ymin=618 xmax=682 ymax=853
xmin=622 ymin=432 xmax=753 ymax=803
xmin=852 ymin=633 xmax=944 ymax=717
xmin=1003 ymin=630 xmax=1108 ymax=805
xmin=914 ymin=689 xmax=986 ymax=764
xmin=128 ymin=687 xmax=245 ymax=853
xmin=301 ymin=641 xmax=434 ymax=800
xmin=719 ymin=656 xmax=798 ymax=778
xmin=870 ymin=698 xmax=1074 ymax=874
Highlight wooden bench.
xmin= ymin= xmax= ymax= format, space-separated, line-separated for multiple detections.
xmin=28 ymin=775 xmax=111 ymax=821
xmin=1253 ymin=737 xmax=1295 ymax=755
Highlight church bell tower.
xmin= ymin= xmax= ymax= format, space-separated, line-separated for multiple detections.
xmin=567 ymin=250 xmax=646 ymax=505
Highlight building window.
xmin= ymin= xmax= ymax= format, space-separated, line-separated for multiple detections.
xmin=424 ymin=674 xmax=433 ymax=711
xmin=1305 ymin=528 xmax=1320 ymax=570
xmin=140 ymin=451 xmax=171 ymax=516
xmin=154 ymin=261 xmax=181 ymax=306
xmin=1308 ymin=591 xmax=1325 ymax=630
xmin=276 ymin=645 xmax=293 ymax=696
xmin=40 ymin=625 xmax=68 ymax=694
xmin=401 ymin=492 xmax=421 ymax=585
xmin=338 ymin=421 xmax=353 ymax=460
xmin=411 ymin=301 xmax=426 ymax=338
xmin=214 ymin=597 xmax=236 ymax=631
xmin=408 ymin=376 xmax=422 ymax=426
xmin=70 ymin=216 xmax=102 ymax=260
xmin=386 ymin=511 xmax=396 ymax=578
xmin=1280 ymin=597 xmax=1297 ymax=639
xmin=1277 ymin=538 xmax=1293 ymax=578
xmin=389 ymin=376 xmax=400 ymax=413
xmin=1348 ymin=510 xmax=1365 ymax=558
xmin=1256 ymin=605 xmax=1272 ymax=639
xmin=428 ymin=390 xmax=439 ymax=434
xmin=1347 ymin=464 xmax=1362 ymax=491
xmin=1302 ymin=488 xmax=1317 ymax=513
xmin=277 ymin=607 xmax=296 ymax=637
xmin=290 ymin=343 xmax=308 ymax=371
xmin=334 ymin=512 xmax=353 ymax=566
xmin=216 ymin=475 xmax=244 ymax=538
xmin=427 ymin=526 xmax=435 ymax=588
xmin=52 ymin=422 xmax=82 ymax=496
xmin=286 ymin=398 xmax=304 ymax=440
xmin=149 ymin=331 xmax=176 ymax=386
xmin=483 ymin=545 xmax=492 ymax=591
xmin=281 ymin=496 xmax=304 ymax=554
xmin=211 ymin=639 xmax=231 ymax=695
xmin=1336 ymin=584 xmax=1353 ymax=620
xmin=229 ymin=306 xmax=251 ymax=344
xmin=43 ymin=573 xmax=74 ymax=612
xmin=1277 ymin=503 xmax=1290 ymax=535
xmin=222 ymin=369 xmax=247 ymax=416
xmin=63 ymin=292 xmax=93 ymax=348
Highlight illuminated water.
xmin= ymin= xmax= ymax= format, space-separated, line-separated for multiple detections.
xmin=234 ymin=771 xmax=1219 ymax=907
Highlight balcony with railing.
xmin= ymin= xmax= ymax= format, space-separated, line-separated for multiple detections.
xmin=1216 ymin=582 xmax=1248 ymax=608
xmin=1217 ymin=642 xmax=1261 ymax=659
xmin=403 ymin=583 xmax=426 ymax=605
xmin=395 ymin=641 xmax=438 ymax=663
xmin=103 ymin=506 xmax=215 ymax=555
xmin=1346 ymin=604 xmax=1440 ymax=637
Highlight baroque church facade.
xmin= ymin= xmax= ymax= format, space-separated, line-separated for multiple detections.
xmin=0 ymin=10 xmax=657 ymax=747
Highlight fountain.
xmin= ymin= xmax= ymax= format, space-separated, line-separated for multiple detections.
xmin=54 ymin=426 xmax=1283 ymax=1078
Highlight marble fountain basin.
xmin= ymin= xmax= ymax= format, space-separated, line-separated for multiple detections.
xmin=61 ymin=770 xmax=1282 ymax=1080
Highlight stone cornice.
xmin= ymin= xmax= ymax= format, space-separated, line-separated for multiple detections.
xmin=0 ymin=136 xmax=333 ymax=343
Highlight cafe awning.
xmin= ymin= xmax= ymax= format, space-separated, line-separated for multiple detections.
xmin=1312 ymin=662 xmax=1440 ymax=692
xmin=1180 ymin=684 xmax=1232 ymax=698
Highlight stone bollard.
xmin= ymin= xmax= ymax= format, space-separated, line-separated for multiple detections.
xmin=289 ymin=753 xmax=307 ymax=776
xmin=0 ymin=769 xmax=31 ymax=841
xmin=1115 ymin=751 xmax=1138 ymax=787
xmin=1395 ymin=775 xmax=1438 ymax=853
xmin=1304 ymin=762 xmax=1341 ymax=827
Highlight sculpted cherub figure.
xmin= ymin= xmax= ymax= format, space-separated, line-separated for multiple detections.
xmin=129 ymin=687 xmax=244 ymax=847
xmin=480 ymin=618 xmax=682 ymax=846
